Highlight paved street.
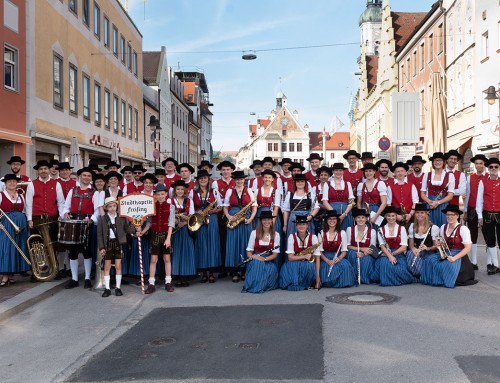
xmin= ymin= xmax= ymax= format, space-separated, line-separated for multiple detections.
xmin=0 ymin=250 xmax=499 ymax=383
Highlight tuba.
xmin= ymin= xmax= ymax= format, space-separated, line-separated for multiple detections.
xmin=188 ymin=199 xmax=217 ymax=232
xmin=227 ymin=198 xmax=256 ymax=229
xmin=27 ymin=219 xmax=58 ymax=281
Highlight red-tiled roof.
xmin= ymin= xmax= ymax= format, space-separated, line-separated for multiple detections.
xmin=258 ymin=119 xmax=271 ymax=128
xmin=366 ymin=55 xmax=378 ymax=93
xmin=183 ymin=82 xmax=196 ymax=103
xmin=142 ymin=51 xmax=161 ymax=85
xmin=309 ymin=132 xmax=350 ymax=150
xmin=249 ymin=124 xmax=257 ymax=136
xmin=391 ymin=12 xmax=427 ymax=53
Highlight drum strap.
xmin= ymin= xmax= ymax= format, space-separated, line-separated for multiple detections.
xmin=105 ymin=214 xmax=118 ymax=239
xmin=73 ymin=186 xmax=95 ymax=215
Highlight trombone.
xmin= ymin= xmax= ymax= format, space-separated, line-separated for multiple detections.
xmin=0 ymin=208 xmax=31 ymax=265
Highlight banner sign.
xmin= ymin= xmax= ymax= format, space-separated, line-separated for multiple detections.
xmin=119 ymin=194 xmax=155 ymax=226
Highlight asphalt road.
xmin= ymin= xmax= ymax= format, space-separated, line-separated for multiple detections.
xmin=1 ymin=250 xmax=499 ymax=383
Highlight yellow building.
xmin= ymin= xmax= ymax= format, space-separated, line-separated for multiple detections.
xmin=26 ymin=0 xmax=145 ymax=172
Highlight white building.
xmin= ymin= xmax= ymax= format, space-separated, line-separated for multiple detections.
xmin=169 ymin=69 xmax=190 ymax=163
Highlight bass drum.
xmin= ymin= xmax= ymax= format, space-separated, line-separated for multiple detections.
xmin=58 ymin=219 xmax=89 ymax=244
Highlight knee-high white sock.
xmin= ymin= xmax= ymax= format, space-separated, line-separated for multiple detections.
xmin=487 ymin=247 xmax=495 ymax=265
xmin=116 ymin=275 xmax=122 ymax=289
xmin=148 ymin=277 xmax=155 ymax=285
xmin=57 ymin=252 xmax=66 ymax=271
xmin=494 ymin=248 xmax=500 ymax=267
xmin=70 ymin=259 xmax=79 ymax=281
xmin=165 ymin=276 xmax=172 ymax=284
xmin=104 ymin=275 xmax=110 ymax=290
xmin=84 ymin=259 xmax=92 ymax=280
xmin=470 ymin=244 xmax=477 ymax=265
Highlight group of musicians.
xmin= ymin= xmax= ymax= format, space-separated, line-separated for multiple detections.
xmin=1 ymin=148 xmax=498 ymax=295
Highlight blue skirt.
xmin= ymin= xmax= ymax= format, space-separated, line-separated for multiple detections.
xmin=406 ymin=249 xmax=436 ymax=278
xmin=0 ymin=212 xmax=29 ymax=273
xmin=279 ymin=259 xmax=316 ymax=291
xmin=226 ymin=207 xmax=252 ymax=268
xmin=346 ymin=249 xmax=376 ymax=284
xmin=420 ymin=249 xmax=461 ymax=288
xmin=426 ymin=196 xmax=447 ymax=228
xmin=286 ymin=210 xmax=315 ymax=240
xmin=195 ymin=214 xmax=221 ymax=269
xmin=128 ymin=236 xmax=150 ymax=277
xmin=172 ymin=225 xmax=196 ymax=276
xmin=255 ymin=206 xmax=284 ymax=269
xmin=242 ymin=259 xmax=279 ymax=293
xmin=329 ymin=202 xmax=353 ymax=231
xmin=368 ymin=203 xmax=381 ymax=231
xmin=319 ymin=252 xmax=356 ymax=288
xmin=375 ymin=250 xmax=414 ymax=286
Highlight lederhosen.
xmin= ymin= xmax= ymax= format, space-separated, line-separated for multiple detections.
xmin=104 ymin=214 xmax=122 ymax=260
xmin=151 ymin=200 xmax=173 ymax=256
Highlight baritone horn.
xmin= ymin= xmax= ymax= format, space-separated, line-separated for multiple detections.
xmin=27 ymin=218 xmax=58 ymax=281
xmin=188 ymin=199 xmax=217 ymax=232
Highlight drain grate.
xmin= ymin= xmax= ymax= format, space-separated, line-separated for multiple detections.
xmin=148 ymin=337 xmax=176 ymax=347
xmin=326 ymin=291 xmax=400 ymax=305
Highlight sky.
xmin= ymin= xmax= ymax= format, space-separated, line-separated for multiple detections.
xmin=128 ymin=0 xmax=437 ymax=152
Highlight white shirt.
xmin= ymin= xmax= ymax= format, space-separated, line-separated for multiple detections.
xmin=222 ymin=188 xmax=256 ymax=208
xmin=246 ymin=231 xmax=281 ymax=252
xmin=377 ymin=225 xmax=408 ymax=247
xmin=62 ymin=185 xmax=101 ymax=219
xmin=91 ymin=190 xmax=105 ymax=224
xmin=356 ymin=179 xmax=387 ymax=199
xmin=286 ymin=233 xmax=320 ymax=255
xmin=322 ymin=180 xmax=354 ymax=201
xmin=408 ymin=223 xmax=439 ymax=241
xmin=254 ymin=186 xmax=282 ymax=209
xmin=171 ymin=196 xmax=195 ymax=214
xmin=446 ymin=167 xmax=467 ymax=198
xmin=475 ymin=176 xmax=500 ymax=219
xmin=439 ymin=224 xmax=472 ymax=245
xmin=421 ymin=171 xmax=456 ymax=194
xmin=386 ymin=180 xmax=419 ymax=206
xmin=0 ymin=191 xmax=26 ymax=213
xmin=345 ymin=226 xmax=377 ymax=247
xmin=464 ymin=172 xmax=487 ymax=212
xmin=317 ymin=230 xmax=348 ymax=253
xmin=282 ymin=189 xmax=319 ymax=212
xmin=25 ymin=177 xmax=65 ymax=221
xmin=106 ymin=213 xmax=117 ymax=239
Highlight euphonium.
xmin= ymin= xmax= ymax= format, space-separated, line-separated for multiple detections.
xmin=27 ymin=220 xmax=58 ymax=281
xmin=295 ymin=240 xmax=323 ymax=263
xmin=188 ymin=199 xmax=217 ymax=232
xmin=227 ymin=198 xmax=256 ymax=229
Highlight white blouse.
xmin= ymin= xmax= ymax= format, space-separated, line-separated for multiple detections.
xmin=246 ymin=231 xmax=281 ymax=252
xmin=317 ymin=230 xmax=348 ymax=252
xmin=286 ymin=233 xmax=320 ymax=255
xmin=377 ymin=225 xmax=408 ymax=247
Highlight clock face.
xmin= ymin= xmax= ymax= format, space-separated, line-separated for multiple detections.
xmin=281 ymin=117 xmax=289 ymax=126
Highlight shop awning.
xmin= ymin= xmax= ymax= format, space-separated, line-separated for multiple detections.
xmin=0 ymin=129 xmax=33 ymax=145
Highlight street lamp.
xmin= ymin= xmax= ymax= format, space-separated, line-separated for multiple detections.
xmin=148 ymin=115 xmax=161 ymax=169
xmin=484 ymin=85 xmax=500 ymax=157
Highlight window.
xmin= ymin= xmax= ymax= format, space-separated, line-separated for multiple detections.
xmin=282 ymin=129 xmax=287 ymax=136
xmin=69 ymin=0 xmax=77 ymax=15
xmin=120 ymin=35 xmax=126 ymax=63
xmin=330 ymin=153 xmax=335 ymax=159
xmin=53 ymin=53 xmax=63 ymax=108
xmin=113 ymin=95 xmax=118 ymax=133
xmin=299 ymin=159 xmax=304 ymax=166
xmin=103 ymin=16 xmax=109 ymax=47
xmin=4 ymin=45 xmax=18 ymax=91
xmin=289 ymin=143 xmax=295 ymax=152
xmin=273 ymin=143 xmax=278 ymax=151
xmin=69 ymin=64 xmax=77 ymax=114
xmin=282 ymin=143 xmax=287 ymax=152
xmin=420 ymin=42 xmax=425 ymax=69
xmin=121 ymin=100 xmax=126 ymax=135
xmin=112 ymin=25 xmax=118 ymax=56
xmin=428 ymin=33 xmax=433 ymax=62
xmin=104 ymin=89 xmax=110 ymax=129
xmin=82 ymin=0 xmax=89 ymax=26
xmin=133 ymin=51 xmax=138 ymax=76
xmin=128 ymin=105 xmax=132 ymax=138
xmin=297 ymin=143 xmax=302 ymax=152
xmin=437 ymin=23 xmax=444 ymax=53
xmin=406 ymin=57 xmax=410 ymax=82
xmin=134 ymin=109 xmax=138 ymax=141
xmin=268 ymin=143 xmax=272 ymax=151
xmin=93 ymin=2 xmax=100 ymax=39
xmin=94 ymin=82 xmax=101 ymax=125
xmin=482 ymin=31 xmax=489 ymax=58
xmin=127 ymin=43 xmax=132 ymax=71
xmin=412 ymin=50 xmax=417 ymax=76
xmin=82 ymin=74 xmax=90 ymax=120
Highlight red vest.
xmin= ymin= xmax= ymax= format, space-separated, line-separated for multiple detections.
xmin=164 ymin=174 xmax=182 ymax=190
xmin=174 ymin=198 xmax=191 ymax=215
xmin=383 ymin=225 xmax=401 ymax=250
xmin=256 ymin=187 xmax=275 ymax=208
xmin=449 ymin=170 xmax=461 ymax=205
xmin=467 ymin=173 xmax=485 ymax=209
xmin=32 ymin=179 xmax=59 ymax=217
xmin=361 ymin=180 xmax=382 ymax=205
xmin=293 ymin=233 xmax=313 ymax=253
xmin=0 ymin=191 xmax=24 ymax=212
xmin=407 ymin=173 xmax=424 ymax=202
xmin=389 ymin=182 xmax=414 ymax=213
xmin=444 ymin=224 xmax=464 ymax=250
xmin=216 ymin=178 xmax=235 ymax=198
xmin=327 ymin=183 xmax=349 ymax=203
xmin=482 ymin=177 xmax=500 ymax=212
xmin=185 ymin=180 xmax=195 ymax=192
xmin=281 ymin=176 xmax=294 ymax=195
xmin=379 ymin=177 xmax=395 ymax=187
xmin=57 ymin=178 xmax=77 ymax=198
xmin=228 ymin=188 xmax=251 ymax=208
xmin=349 ymin=226 xmax=372 ymax=247
xmin=192 ymin=189 xmax=217 ymax=211
xmin=151 ymin=200 xmax=172 ymax=232
xmin=70 ymin=187 xmax=95 ymax=215
xmin=343 ymin=169 xmax=363 ymax=192
xmin=304 ymin=171 xmax=319 ymax=187
xmin=124 ymin=182 xmax=144 ymax=195
xmin=255 ymin=175 xmax=279 ymax=190
xmin=322 ymin=231 xmax=342 ymax=252
xmin=254 ymin=235 xmax=275 ymax=254
xmin=426 ymin=171 xmax=450 ymax=197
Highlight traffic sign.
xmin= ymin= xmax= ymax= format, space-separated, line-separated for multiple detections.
xmin=378 ymin=136 xmax=391 ymax=151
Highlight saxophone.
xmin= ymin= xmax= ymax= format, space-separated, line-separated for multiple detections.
xmin=295 ymin=240 xmax=323 ymax=263
xmin=27 ymin=218 xmax=58 ymax=281
xmin=227 ymin=198 xmax=256 ymax=229
xmin=188 ymin=199 xmax=217 ymax=232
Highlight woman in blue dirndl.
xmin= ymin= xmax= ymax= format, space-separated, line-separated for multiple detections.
xmin=420 ymin=204 xmax=476 ymax=288
xmin=242 ymin=210 xmax=280 ymax=293
xmin=346 ymin=208 xmax=377 ymax=284
xmin=315 ymin=210 xmax=355 ymax=288
xmin=0 ymin=175 xmax=29 ymax=286
xmin=420 ymin=152 xmax=455 ymax=228
xmin=356 ymin=163 xmax=387 ymax=230
xmin=280 ymin=214 xmax=318 ymax=291
xmin=282 ymin=174 xmax=318 ymax=239
xmin=322 ymin=163 xmax=354 ymax=231
xmin=170 ymin=179 xmax=196 ymax=287
xmin=223 ymin=171 xmax=257 ymax=283
xmin=375 ymin=206 xmax=414 ymax=286
xmin=406 ymin=203 xmax=440 ymax=279
xmin=192 ymin=170 xmax=222 ymax=283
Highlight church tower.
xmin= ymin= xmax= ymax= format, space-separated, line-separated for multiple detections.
xmin=359 ymin=0 xmax=382 ymax=55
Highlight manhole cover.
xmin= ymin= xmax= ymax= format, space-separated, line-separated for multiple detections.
xmin=148 ymin=337 xmax=176 ymax=347
xmin=257 ymin=319 xmax=290 ymax=327
xmin=239 ymin=343 xmax=260 ymax=349
xmin=326 ymin=291 xmax=399 ymax=305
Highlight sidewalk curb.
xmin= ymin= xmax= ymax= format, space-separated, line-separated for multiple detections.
xmin=0 ymin=279 xmax=66 ymax=323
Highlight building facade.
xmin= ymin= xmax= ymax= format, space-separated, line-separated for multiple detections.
xmin=170 ymin=69 xmax=190 ymax=164
xmin=143 ymin=82 xmax=159 ymax=169
xmin=26 ymin=0 xmax=145 ymax=175
xmin=309 ymin=132 xmax=350 ymax=167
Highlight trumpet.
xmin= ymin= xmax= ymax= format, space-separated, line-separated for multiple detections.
xmin=0 ymin=208 xmax=31 ymax=266
xmin=436 ymin=236 xmax=451 ymax=261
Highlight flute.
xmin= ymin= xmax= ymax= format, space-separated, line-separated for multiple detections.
xmin=411 ymin=226 xmax=432 ymax=268
xmin=327 ymin=236 xmax=343 ymax=278
xmin=357 ymin=240 xmax=361 ymax=286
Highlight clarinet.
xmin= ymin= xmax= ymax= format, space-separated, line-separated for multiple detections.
xmin=237 ymin=246 xmax=280 ymax=268
xmin=327 ymin=235 xmax=343 ymax=278
xmin=411 ymin=226 xmax=432 ymax=268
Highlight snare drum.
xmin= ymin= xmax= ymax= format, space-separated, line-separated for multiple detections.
xmin=58 ymin=220 xmax=89 ymax=244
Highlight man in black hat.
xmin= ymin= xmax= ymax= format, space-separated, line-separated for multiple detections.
xmin=197 ymin=160 xmax=214 ymax=175
xmin=376 ymin=159 xmax=394 ymax=186
xmin=253 ymin=157 xmax=283 ymax=192
xmin=279 ymin=158 xmax=294 ymax=203
xmin=304 ymin=153 xmax=323 ymax=187
xmin=386 ymin=162 xmax=419 ymax=224
xmin=0 ymin=156 xmax=31 ymax=192
xmin=343 ymin=150 xmax=363 ymax=192
xmin=177 ymin=163 xmax=195 ymax=192
xmin=476 ymin=157 xmax=500 ymax=275
xmin=154 ymin=168 xmax=167 ymax=187
xmin=360 ymin=152 xmax=375 ymax=165
xmin=464 ymin=154 xmax=488 ymax=270
xmin=445 ymin=149 xmax=466 ymax=206
xmin=123 ymin=164 xmax=146 ymax=195
xmin=407 ymin=155 xmax=427 ymax=202
xmin=119 ymin=166 xmax=134 ymax=190
xmin=49 ymin=159 xmax=60 ymax=180
xmin=162 ymin=157 xmax=181 ymax=189
xmin=104 ymin=161 xmax=120 ymax=172
xmin=248 ymin=160 xmax=263 ymax=190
